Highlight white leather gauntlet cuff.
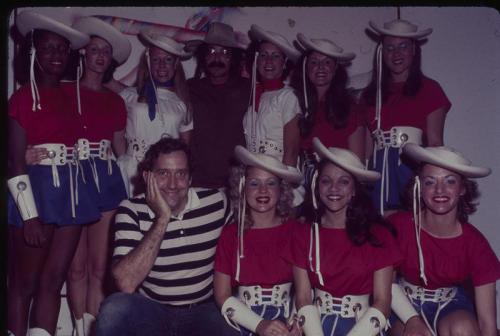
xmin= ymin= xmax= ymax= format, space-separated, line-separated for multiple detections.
xmin=8 ymin=174 xmax=38 ymax=221
xmin=391 ymin=283 xmax=419 ymax=324
xmin=347 ymin=307 xmax=387 ymax=336
xmin=297 ymin=304 xmax=324 ymax=336
xmin=221 ymin=296 xmax=263 ymax=333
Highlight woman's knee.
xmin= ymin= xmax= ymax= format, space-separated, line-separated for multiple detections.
xmin=67 ymin=262 xmax=88 ymax=283
xmin=438 ymin=310 xmax=480 ymax=336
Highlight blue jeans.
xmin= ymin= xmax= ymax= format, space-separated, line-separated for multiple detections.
xmin=95 ymin=292 xmax=239 ymax=336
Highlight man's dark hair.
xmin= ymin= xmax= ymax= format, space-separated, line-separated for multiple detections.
xmin=132 ymin=138 xmax=192 ymax=196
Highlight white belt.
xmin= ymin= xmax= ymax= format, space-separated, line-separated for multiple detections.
xmin=34 ymin=141 xmax=89 ymax=218
xmin=371 ymin=126 xmax=422 ymax=215
xmin=126 ymin=138 xmax=148 ymax=162
xmin=399 ymin=279 xmax=457 ymax=336
xmin=314 ymin=289 xmax=369 ymax=318
xmin=238 ymin=283 xmax=292 ymax=318
xmin=257 ymin=139 xmax=283 ymax=158
xmin=400 ymin=278 xmax=457 ymax=304
xmin=87 ymin=139 xmax=115 ymax=192
xmin=372 ymin=126 xmax=422 ymax=151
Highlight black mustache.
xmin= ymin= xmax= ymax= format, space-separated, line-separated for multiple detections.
xmin=207 ymin=61 xmax=226 ymax=69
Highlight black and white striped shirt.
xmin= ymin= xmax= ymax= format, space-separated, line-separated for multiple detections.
xmin=112 ymin=188 xmax=231 ymax=305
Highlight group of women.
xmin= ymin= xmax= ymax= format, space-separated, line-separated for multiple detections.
xmin=6 ymin=8 xmax=499 ymax=336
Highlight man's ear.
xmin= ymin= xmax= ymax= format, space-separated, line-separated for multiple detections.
xmin=143 ymin=170 xmax=149 ymax=183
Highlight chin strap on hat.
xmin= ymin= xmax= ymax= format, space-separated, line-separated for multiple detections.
xmin=76 ymin=51 xmax=84 ymax=115
xmin=302 ymin=55 xmax=309 ymax=119
xmin=235 ymin=173 xmax=246 ymax=282
xmin=412 ymin=175 xmax=428 ymax=285
xmin=248 ymin=51 xmax=259 ymax=153
xmin=373 ymin=43 xmax=386 ymax=216
xmin=145 ymin=47 xmax=160 ymax=119
xmin=29 ymin=32 xmax=42 ymax=112
xmin=308 ymin=169 xmax=324 ymax=286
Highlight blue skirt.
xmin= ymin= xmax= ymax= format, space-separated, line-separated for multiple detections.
xmin=240 ymin=304 xmax=288 ymax=336
xmin=369 ymin=147 xmax=414 ymax=212
xmin=389 ymin=286 xmax=474 ymax=334
xmin=8 ymin=163 xmax=102 ymax=227
xmin=321 ymin=313 xmax=386 ymax=336
xmin=83 ymin=158 xmax=127 ymax=212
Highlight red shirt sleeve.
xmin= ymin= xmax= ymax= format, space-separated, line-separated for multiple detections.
xmin=466 ymin=224 xmax=500 ymax=286
xmin=370 ymin=224 xmax=404 ymax=271
xmin=214 ymin=224 xmax=237 ymax=277
xmin=287 ymin=221 xmax=311 ymax=270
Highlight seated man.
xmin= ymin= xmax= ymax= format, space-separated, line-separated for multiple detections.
xmin=95 ymin=138 xmax=237 ymax=336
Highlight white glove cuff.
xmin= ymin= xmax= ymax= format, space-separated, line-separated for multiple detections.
xmin=297 ymin=304 xmax=324 ymax=336
xmin=8 ymin=174 xmax=38 ymax=221
xmin=347 ymin=307 xmax=387 ymax=336
xmin=221 ymin=296 xmax=263 ymax=333
xmin=391 ymin=283 xmax=419 ymax=324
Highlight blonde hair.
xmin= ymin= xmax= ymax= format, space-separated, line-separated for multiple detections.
xmin=136 ymin=48 xmax=192 ymax=126
xmin=228 ymin=165 xmax=294 ymax=229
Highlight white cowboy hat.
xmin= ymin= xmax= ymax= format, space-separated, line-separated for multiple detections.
xmin=369 ymin=19 xmax=432 ymax=39
xmin=249 ymin=24 xmax=300 ymax=62
xmin=234 ymin=145 xmax=303 ymax=184
xmin=16 ymin=10 xmax=89 ymax=49
xmin=185 ymin=22 xmax=241 ymax=52
xmin=403 ymin=143 xmax=491 ymax=178
xmin=139 ymin=29 xmax=191 ymax=60
xmin=313 ymin=137 xmax=380 ymax=182
xmin=296 ymin=33 xmax=356 ymax=62
xmin=72 ymin=16 xmax=131 ymax=64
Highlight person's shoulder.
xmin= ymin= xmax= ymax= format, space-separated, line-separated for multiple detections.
xmin=119 ymin=86 xmax=139 ymax=102
xmin=118 ymin=194 xmax=147 ymax=210
xmin=461 ymin=222 xmax=490 ymax=242
xmin=386 ymin=211 xmax=413 ymax=229
xmin=421 ymin=76 xmax=444 ymax=90
xmin=193 ymin=187 xmax=227 ymax=204
xmin=10 ymin=84 xmax=32 ymax=100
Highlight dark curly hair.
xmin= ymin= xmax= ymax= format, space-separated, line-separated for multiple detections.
xmin=132 ymin=138 xmax=192 ymax=196
xmin=363 ymin=39 xmax=423 ymax=107
xmin=303 ymin=159 xmax=396 ymax=246
xmin=403 ymin=164 xmax=481 ymax=224
xmin=290 ymin=51 xmax=351 ymax=137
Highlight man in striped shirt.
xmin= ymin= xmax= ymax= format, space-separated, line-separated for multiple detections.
xmin=95 ymin=138 xmax=238 ymax=336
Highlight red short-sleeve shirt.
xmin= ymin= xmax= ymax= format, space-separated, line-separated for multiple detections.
xmin=61 ymin=83 xmax=127 ymax=141
xmin=287 ymin=221 xmax=402 ymax=297
xmin=9 ymin=85 xmax=84 ymax=146
xmin=389 ymin=211 xmax=500 ymax=289
xmin=364 ymin=77 xmax=451 ymax=137
xmin=300 ymin=102 xmax=361 ymax=151
xmin=214 ymin=219 xmax=296 ymax=287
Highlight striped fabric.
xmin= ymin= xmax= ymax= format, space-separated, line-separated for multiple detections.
xmin=112 ymin=188 xmax=231 ymax=306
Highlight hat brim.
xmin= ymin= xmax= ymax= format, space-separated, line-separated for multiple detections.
xmin=403 ymin=143 xmax=491 ymax=178
xmin=369 ymin=21 xmax=433 ymax=39
xmin=296 ymin=33 xmax=355 ymax=62
xmin=234 ymin=146 xmax=303 ymax=184
xmin=184 ymin=35 xmax=242 ymax=53
xmin=140 ymin=31 xmax=191 ymax=60
xmin=313 ymin=138 xmax=380 ymax=182
xmin=16 ymin=11 xmax=89 ymax=50
xmin=73 ymin=16 xmax=131 ymax=64
xmin=249 ymin=24 xmax=300 ymax=62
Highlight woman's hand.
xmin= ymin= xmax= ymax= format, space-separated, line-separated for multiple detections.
xmin=287 ymin=317 xmax=302 ymax=336
xmin=256 ymin=319 xmax=290 ymax=336
xmin=23 ymin=217 xmax=47 ymax=247
xmin=144 ymin=171 xmax=171 ymax=221
xmin=25 ymin=145 xmax=48 ymax=165
xmin=403 ymin=315 xmax=432 ymax=336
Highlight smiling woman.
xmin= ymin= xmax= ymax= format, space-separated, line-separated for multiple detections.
xmin=387 ymin=144 xmax=499 ymax=336
xmin=213 ymin=145 xmax=303 ymax=336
